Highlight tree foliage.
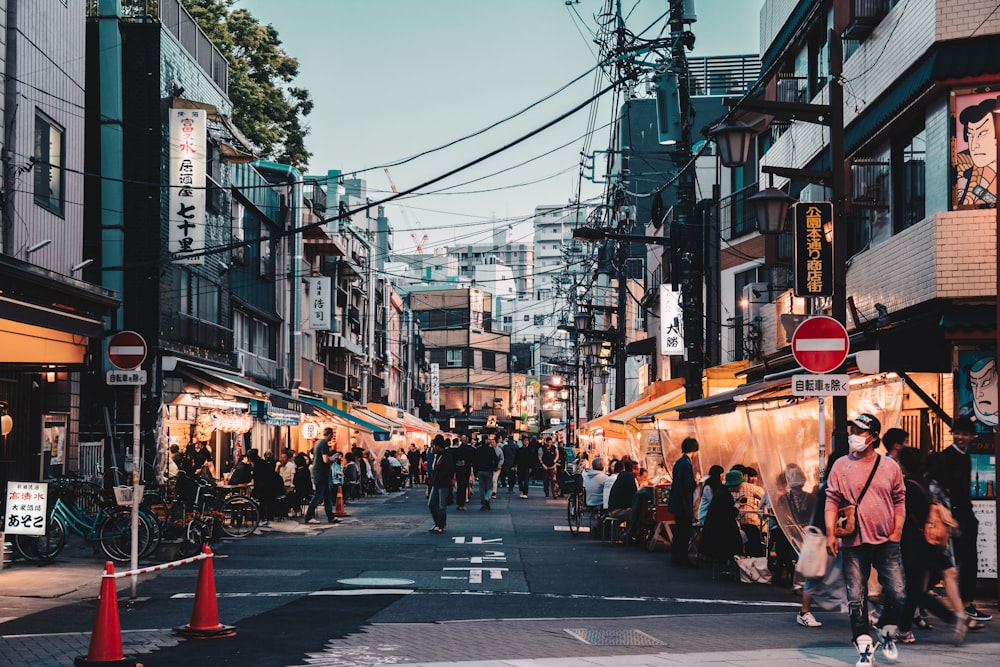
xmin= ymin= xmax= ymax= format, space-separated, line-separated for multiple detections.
xmin=182 ymin=0 xmax=313 ymax=167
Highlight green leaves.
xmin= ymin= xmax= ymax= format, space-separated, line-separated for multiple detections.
xmin=183 ymin=0 xmax=312 ymax=168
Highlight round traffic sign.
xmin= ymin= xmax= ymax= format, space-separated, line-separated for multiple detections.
xmin=107 ymin=330 xmax=147 ymax=370
xmin=791 ymin=316 xmax=849 ymax=374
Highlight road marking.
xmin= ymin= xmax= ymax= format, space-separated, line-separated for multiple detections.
xmin=441 ymin=567 xmax=508 ymax=583
xmin=553 ymin=525 xmax=591 ymax=532
xmin=447 ymin=550 xmax=506 ymax=564
xmin=171 ymin=589 xmax=414 ymax=599
xmin=451 ymin=536 xmax=502 ymax=544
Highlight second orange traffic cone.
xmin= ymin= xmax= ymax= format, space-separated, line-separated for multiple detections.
xmin=334 ymin=486 xmax=350 ymax=517
xmin=174 ymin=545 xmax=235 ymax=639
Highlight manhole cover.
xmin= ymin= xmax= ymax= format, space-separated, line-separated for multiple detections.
xmin=337 ymin=577 xmax=415 ymax=587
xmin=564 ymin=629 xmax=665 ymax=646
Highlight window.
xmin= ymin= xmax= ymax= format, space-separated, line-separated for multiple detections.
xmin=533 ymin=314 xmax=545 ymax=326
xmin=232 ymin=200 xmax=245 ymax=263
xmin=34 ymin=110 xmax=65 ymax=215
xmin=259 ymin=220 xmax=273 ymax=278
xmin=446 ymin=349 xmax=463 ymax=367
xmin=894 ymin=125 xmax=925 ymax=232
xmin=234 ymin=310 xmax=272 ymax=357
xmin=482 ymin=350 xmax=496 ymax=371
xmin=180 ymin=270 xmax=220 ymax=322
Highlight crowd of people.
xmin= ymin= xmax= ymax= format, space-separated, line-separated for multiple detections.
xmin=663 ymin=414 xmax=992 ymax=667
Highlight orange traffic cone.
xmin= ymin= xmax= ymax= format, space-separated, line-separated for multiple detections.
xmin=173 ymin=545 xmax=236 ymax=639
xmin=334 ymin=486 xmax=350 ymax=517
xmin=74 ymin=562 xmax=140 ymax=667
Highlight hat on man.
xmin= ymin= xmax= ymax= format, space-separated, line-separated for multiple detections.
xmin=849 ymin=413 xmax=881 ymax=436
xmin=724 ymin=470 xmax=745 ymax=488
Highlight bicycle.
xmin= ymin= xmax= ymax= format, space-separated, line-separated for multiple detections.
xmin=159 ymin=472 xmax=260 ymax=543
xmin=559 ymin=470 xmax=586 ymax=536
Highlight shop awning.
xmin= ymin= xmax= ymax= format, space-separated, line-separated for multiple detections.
xmin=582 ymin=379 xmax=685 ymax=438
xmin=299 ymin=395 xmax=390 ymax=441
xmin=611 ymin=383 xmax=687 ymax=425
xmin=643 ymin=378 xmax=791 ymax=420
xmin=366 ymin=403 xmax=440 ymax=434
xmin=176 ymin=363 xmax=313 ymax=415
xmin=351 ymin=406 xmax=406 ymax=438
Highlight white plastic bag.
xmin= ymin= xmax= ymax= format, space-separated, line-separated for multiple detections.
xmin=795 ymin=525 xmax=828 ymax=579
xmin=735 ymin=555 xmax=772 ymax=584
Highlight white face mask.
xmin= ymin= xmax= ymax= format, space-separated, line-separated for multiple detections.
xmin=848 ymin=434 xmax=869 ymax=453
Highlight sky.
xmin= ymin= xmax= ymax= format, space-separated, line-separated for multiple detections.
xmin=235 ymin=0 xmax=763 ymax=254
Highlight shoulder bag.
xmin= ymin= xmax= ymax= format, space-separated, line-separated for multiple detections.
xmin=924 ymin=500 xmax=956 ymax=548
xmin=834 ymin=455 xmax=880 ymax=539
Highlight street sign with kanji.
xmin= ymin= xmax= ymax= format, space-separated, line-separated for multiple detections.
xmin=107 ymin=330 xmax=147 ymax=370
xmin=791 ymin=316 xmax=849 ymax=374
xmin=792 ymin=374 xmax=851 ymax=396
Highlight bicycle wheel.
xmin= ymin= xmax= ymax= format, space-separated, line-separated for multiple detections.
xmin=220 ymin=495 xmax=259 ymax=537
xmin=98 ymin=508 xmax=151 ymax=562
xmin=33 ymin=516 xmax=67 ymax=561
xmin=180 ymin=521 xmax=205 ymax=557
xmin=139 ymin=510 xmax=162 ymax=559
xmin=567 ymin=492 xmax=582 ymax=536
xmin=12 ymin=534 xmax=39 ymax=561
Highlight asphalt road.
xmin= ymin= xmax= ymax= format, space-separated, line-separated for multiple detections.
xmin=3 ymin=482 xmax=999 ymax=667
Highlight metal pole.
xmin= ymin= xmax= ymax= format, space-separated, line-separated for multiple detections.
xmin=615 ymin=239 xmax=628 ymax=409
xmin=130 ymin=383 xmax=140 ymax=599
xmin=818 ymin=397 xmax=826 ymax=481
xmin=829 ymin=6 xmax=848 ymax=458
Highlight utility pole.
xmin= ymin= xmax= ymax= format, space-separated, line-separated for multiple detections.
xmin=667 ymin=0 xmax=703 ymax=402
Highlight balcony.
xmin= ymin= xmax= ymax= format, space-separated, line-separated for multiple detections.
xmin=164 ymin=313 xmax=233 ymax=354
xmin=719 ymin=183 xmax=760 ymax=240
xmin=843 ymin=0 xmax=890 ymax=41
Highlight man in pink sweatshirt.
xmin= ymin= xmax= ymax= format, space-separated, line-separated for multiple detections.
xmin=825 ymin=413 xmax=906 ymax=667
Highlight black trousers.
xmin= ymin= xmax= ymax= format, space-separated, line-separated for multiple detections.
xmin=517 ymin=468 xmax=531 ymax=496
xmin=671 ymin=513 xmax=694 ymax=563
xmin=455 ymin=468 xmax=471 ymax=507
xmin=954 ymin=511 xmax=979 ymax=603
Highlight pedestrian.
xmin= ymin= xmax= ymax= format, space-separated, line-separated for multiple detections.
xmin=501 ymin=438 xmax=518 ymax=493
xmin=824 ymin=413 xmax=906 ymax=667
xmin=515 ymin=438 xmax=536 ymax=498
xmin=427 ymin=435 xmax=454 ymax=533
xmin=473 ymin=437 xmax=499 ymax=511
xmin=453 ymin=435 xmax=474 ymax=510
xmin=490 ymin=435 xmax=504 ymax=499
xmin=943 ymin=417 xmax=993 ymax=622
xmin=248 ymin=449 xmax=282 ymax=527
xmin=304 ymin=427 xmax=339 ymax=524
xmin=669 ymin=437 xmax=699 ymax=568
xmin=538 ymin=437 xmax=559 ymax=497
xmin=407 ymin=445 xmax=422 ymax=488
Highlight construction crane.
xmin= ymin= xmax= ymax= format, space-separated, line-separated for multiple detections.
xmin=383 ymin=168 xmax=430 ymax=254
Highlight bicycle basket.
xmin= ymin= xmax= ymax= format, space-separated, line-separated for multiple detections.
xmin=558 ymin=473 xmax=584 ymax=494
xmin=112 ymin=485 xmax=145 ymax=506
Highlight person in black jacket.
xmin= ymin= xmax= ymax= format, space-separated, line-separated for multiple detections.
xmin=452 ymin=435 xmax=475 ymax=510
xmin=514 ymin=438 xmax=537 ymax=498
xmin=473 ymin=439 xmax=499 ymax=511
xmin=669 ymin=437 xmax=699 ymax=568
xmin=701 ymin=470 xmax=744 ymax=570
xmin=428 ymin=435 xmax=454 ymax=533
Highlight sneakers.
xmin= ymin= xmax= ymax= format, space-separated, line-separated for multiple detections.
xmin=305 ymin=518 xmax=320 ymax=524
xmin=896 ymin=630 xmax=915 ymax=644
xmin=519 ymin=493 xmax=528 ymax=499
xmin=259 ymin=520 xmax=271 ymax=527
xmin=429 ymin=525 xmax=444 ymax=533
xmin=796 ymin=611 xmax=822 ymax=627
xmin=912 ymin=615 xmax=933 ymax=630
xmin=966 ymin=605 xmax=993 ymax=621
xmin=877 ymin=626 xmax=899 ymax=661
xmin=854 ymin=634 xmax=874 ymax=667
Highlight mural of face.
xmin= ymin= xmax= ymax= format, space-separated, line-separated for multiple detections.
xmin=970 ymin=356 xmax=998 ymax=427
xmin=968 ymin=114 xmax=997 ymax=169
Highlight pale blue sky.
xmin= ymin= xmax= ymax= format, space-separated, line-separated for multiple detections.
xmin=236 ymin=1 xmax=763 ymax=251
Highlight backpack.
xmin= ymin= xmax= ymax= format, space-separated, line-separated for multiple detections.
xmin=924 ymin=500 xmax=956 ymax=548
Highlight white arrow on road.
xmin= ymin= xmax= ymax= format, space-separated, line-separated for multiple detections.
xmin=441 ymin=567 xmax=508 ymax=584
xmin=451 ymin=536 xmax=503 ymax=544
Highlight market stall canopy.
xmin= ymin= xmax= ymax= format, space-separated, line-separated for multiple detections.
xmin=583 ymin=378 xmax=685 ymax=438
xmin=642 ymin=378 xmax=790 ymax=421
xmin=298 ymin=395 xmax=390 ymax=441
xmin=366 ymin=403 xmax=440 ymax=434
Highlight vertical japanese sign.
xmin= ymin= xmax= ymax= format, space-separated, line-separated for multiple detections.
xmin=169 ymin=109 xmax=206 ymax=264
xmin=4 ymin=481 xmax=48 ymax=535
xmin=794 ymin=202 xmax=833 ymax=297
xmin=430 ymin=363 xmax=440 ymax=412
xmin=308 ymin=277 xmax=332 ymax=329
xmin=659 ymin=285 xmax=684 ymax=355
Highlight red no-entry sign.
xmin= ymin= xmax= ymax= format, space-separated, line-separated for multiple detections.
xmin=791 ymin=316 xmax=849 ymax=374
xmin=107 ymin=331 xmax=147 ymax=370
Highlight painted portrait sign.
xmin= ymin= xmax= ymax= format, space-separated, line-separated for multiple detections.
xmin=952 ymin=88 xmax=1000 ymax=209
xmin=958 ymin=350 xmax=999 ymax=431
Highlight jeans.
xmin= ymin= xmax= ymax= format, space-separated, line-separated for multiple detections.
xmin=542 ymin=466 xmax=556 ymax=496
xmin=842 ymin=541 xmax=906 ymax=640
xmin=477 ymin=471 xmax=494 ymax=507
xmin=428 ymin=486 xmax=448 ymax=528
xmin=305 ymin=477 xmax=332 ymax=520
xmin=517 ymin=469 xmax=531 ymax=496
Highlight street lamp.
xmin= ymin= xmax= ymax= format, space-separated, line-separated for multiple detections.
xmin=708 ymin=119 xmax=755 ymax=169
xmin=707 ymin=1 xmax=849 ymax=474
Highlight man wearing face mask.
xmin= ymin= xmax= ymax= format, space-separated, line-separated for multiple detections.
xmin=825 ymin=413 xmax=906 ymax=667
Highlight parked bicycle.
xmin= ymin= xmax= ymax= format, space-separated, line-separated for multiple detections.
xmin=559 ymin=470 xmax=586 ymax=536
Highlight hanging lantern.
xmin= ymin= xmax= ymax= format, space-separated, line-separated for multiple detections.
xmin=1 ymin=414 xmax=12 ymax=436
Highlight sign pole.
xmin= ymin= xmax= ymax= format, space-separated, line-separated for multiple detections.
xmin=131 ymin=382 xmax=140 ymax=599
xmin=818 ymin=397 xmax=826 ymax=482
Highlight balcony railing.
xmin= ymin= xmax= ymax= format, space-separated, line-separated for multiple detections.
xmin=165 ymin=313 xmax=233 ymax=354
xmin=88 ymin=0 xmax=229 ymax=93
xmin=719 ymin=182 xmax=760 ymax=240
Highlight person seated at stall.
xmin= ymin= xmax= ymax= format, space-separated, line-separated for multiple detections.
xmin=697 ymin=465 xmax=726 ymax=525
xmin=228 ymin=450 xmax=253 ymax=485
xmin=701 ymin=469 xmax=745 ymax=572
xmin=344 ymin=452 xmax=362 ymax=500
xmin=292 ymin=452 xmax=313 ymax=512
xmin=583 ymin=457 xmax=609 ymax=508
xmin=603 ymin=459 xmax=622 ymax=511
xmin=607 ymin=459 xmax=638 ymax=523
xmin=626 ymin=468 xmax=656 ymax=543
